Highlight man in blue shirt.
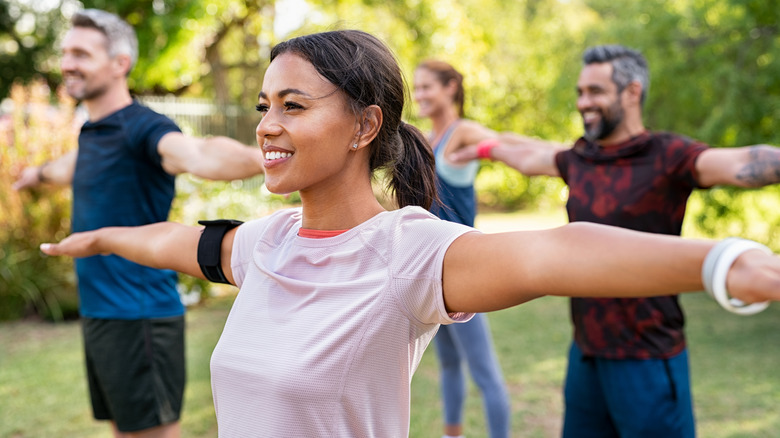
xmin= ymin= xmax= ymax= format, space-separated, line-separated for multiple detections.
xmin=14 ymin=9 xmax=263 ymax=438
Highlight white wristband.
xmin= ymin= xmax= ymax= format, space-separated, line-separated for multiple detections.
xmin=701 ymin=237 xmax=772 ymax=315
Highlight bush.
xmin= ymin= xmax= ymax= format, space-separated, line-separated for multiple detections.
xmin=0 ymin=81 xmax=80 ymax=321
xmin=685 ymin=186 xmax=780 ymax=251
xmin=475 ymin=161 xmax=567 ymax=212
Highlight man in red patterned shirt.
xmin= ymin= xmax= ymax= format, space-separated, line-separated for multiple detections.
xmin=453 ymin=44 xmax=780 ymax=437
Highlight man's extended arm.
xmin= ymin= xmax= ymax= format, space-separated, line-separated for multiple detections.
xmin=158 ymin=132 xmax=264 ymax=180
xmin=449 ymin=133 xmax=566 ymax=177
xmin=696 ymin=144 xmax=780 ymax=188
xmin=13 ymin=149 xmax=78 ymax=190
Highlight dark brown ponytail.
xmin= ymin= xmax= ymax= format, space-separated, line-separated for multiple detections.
xmin=392 ymin=122 xmax=437 ymax=209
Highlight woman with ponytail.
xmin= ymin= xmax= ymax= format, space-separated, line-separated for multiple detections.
xmin=414 ymin=60 xmax=510 ymax=438
xmin=41 ymin=29 xmax=780 ymax=437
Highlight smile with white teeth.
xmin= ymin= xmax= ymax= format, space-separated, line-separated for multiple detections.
xmin=265 ymin=151 xmax=292 ymax=161
xmin=582 ymin=111 xmax=599 ymax=124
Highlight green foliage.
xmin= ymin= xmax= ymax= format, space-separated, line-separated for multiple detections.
xmin=475 ymin=162 xmax=567 ymax=212
xmin=3 ymin=0 xmax=780 ymax=312
xmin=0 ymin=81 xmax=79 ymax=321
xmin=1 ymin=0 xmax=272 ymax=106
xmin=0 ymin=0 xmax=63 ymax=99
xmin=684 ymin=187 xmax=780 ymax=251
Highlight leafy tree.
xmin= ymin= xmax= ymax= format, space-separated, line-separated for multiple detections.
xmin=77 ymin=0 xmax=274 ymax=106
xmin=0 ymin=0 xmax=275 ymax=107
xmin=0 ymin=0 xmax=65 ymax=99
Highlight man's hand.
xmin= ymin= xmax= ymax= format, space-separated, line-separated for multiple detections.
xmin=12 ymin=166 xmax=43 ymax=190
xmin=13 ymin=151 xmax=77 ymax=188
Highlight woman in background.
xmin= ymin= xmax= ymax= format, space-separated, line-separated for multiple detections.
xmin=414 ymin=60 xmax=510 ymax=438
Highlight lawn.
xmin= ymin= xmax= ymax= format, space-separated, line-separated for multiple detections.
xmin=1 ymin=209 xmax=778 ymax=437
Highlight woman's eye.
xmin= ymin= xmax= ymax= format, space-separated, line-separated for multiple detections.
xmin=284 ymin=101 xmax=303 ymax=110
xmin=255 ymin=104 xmax=269 ymax=113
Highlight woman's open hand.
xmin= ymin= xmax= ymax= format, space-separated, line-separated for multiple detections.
xmin=40 ymin=230 xmax=107 ymax=258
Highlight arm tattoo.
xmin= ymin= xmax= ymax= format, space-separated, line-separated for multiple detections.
xmin=735 ymin=145 xmax=780 ymax=187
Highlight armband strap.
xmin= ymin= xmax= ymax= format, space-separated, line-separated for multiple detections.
xmin=197 ymin=219 xmax=243 ymax=284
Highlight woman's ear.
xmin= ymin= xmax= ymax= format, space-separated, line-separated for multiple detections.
xmin=355 ymin=105 xmax=383 ymax=149
xmin=445 ymin=78 xmax=459 ymax=99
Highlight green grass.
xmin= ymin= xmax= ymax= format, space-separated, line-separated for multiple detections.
xmin=0 ymin=295 xmax=234 ymax=438
xmin=1 ymin=210 xmax=778 ymax=437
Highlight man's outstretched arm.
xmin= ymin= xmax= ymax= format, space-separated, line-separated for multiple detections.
xmin=13 ymin=150 xmax=78 ymax=190
xmin=158 ymin=132 xmax=264 ymax=180
xmin=696 ymin=144 xmax=780 ymax=188
xmin=449 ymin=133 xmax=566 ymax=177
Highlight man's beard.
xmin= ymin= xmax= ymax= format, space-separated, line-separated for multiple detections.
xmin=583 ymin=102 xmax=623 ymax=143
xmin=65 ymin=75 xmax=110 ymax=102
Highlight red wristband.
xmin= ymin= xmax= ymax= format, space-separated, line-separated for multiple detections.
xmin=476 ymin=139 xmax=499 ymax=159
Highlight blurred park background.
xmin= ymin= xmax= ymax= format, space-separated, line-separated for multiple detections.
xmin=1 ymin=0 xmax=779 ymax=436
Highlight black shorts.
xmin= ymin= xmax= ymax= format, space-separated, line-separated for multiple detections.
xmin=82 ymin=316 xmax=186 ymax=432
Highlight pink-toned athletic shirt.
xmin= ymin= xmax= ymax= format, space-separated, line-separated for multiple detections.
xmin=210 ymin=206 xmax=475 ymax=437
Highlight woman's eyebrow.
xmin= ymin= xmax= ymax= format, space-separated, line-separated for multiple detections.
xmin=257 ymin=88 xmax=313 ymax=100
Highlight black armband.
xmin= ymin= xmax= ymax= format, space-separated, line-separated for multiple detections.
xmin=197 ymin=219 xmax=244 ymax=284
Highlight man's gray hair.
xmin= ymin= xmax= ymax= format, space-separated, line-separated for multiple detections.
xmin=583 ymin=45 xmax=649 ymax=107
xmin=71 ymin=9 xmax=138 ymax=74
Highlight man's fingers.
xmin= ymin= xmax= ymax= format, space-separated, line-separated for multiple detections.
xmin=40 ymin=243 xmax=59 ymax=256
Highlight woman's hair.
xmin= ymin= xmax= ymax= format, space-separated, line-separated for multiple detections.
xmin=416 ymin=60 xmax=465 ymax=117
xmin=270 ymin=30 xmax=438 ymax=210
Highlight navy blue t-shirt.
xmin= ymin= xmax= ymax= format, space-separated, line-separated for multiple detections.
xmin=72 ymin=101 xmax=183 ymax=319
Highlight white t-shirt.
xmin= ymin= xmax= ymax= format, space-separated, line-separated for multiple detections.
xmin=210 ymin=206 xmax=475 ymax=437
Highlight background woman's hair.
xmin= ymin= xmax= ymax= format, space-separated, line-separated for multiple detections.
xmin=270 ymin=30 xmax=438 ymax=209
xmin=416 ymin=59 xmax=465 ymax=118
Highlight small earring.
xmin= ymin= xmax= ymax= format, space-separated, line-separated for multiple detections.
xmin=352 ymin=143 xmax=358 ymax=149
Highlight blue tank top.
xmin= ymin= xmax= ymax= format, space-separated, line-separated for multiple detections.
xmin=428 ymin=121 xmax=479 ymax=226
xmin=72 ymin=101 xmax=183 ymax=319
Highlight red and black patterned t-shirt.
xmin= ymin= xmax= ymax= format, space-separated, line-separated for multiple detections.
xmin=555 ymin=131 xmax=708 ymax=359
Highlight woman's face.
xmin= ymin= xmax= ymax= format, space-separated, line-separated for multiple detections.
xmin=413 ymin=67 xmax=454 ymax=118
xmin=256 ymin=53 xmax=361 ymax=195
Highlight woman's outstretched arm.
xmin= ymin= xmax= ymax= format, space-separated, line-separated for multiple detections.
xmin=442 ymin=222 xmax=780 ymax=313
xmin=41 ymin=222 xmax=238 ymax=285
